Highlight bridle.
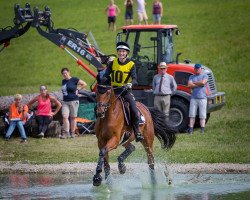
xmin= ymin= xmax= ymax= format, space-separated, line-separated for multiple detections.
xmin=96 ymin=85 xmax=112 ymax=118
xmin=96 ymin=101 xmax=110 ymax=118
xmin=96 ymin=84 xmax=129 ymax=118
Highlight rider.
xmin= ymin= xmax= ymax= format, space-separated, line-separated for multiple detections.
xmin=100 ymin=41 xmax=144 ymax=142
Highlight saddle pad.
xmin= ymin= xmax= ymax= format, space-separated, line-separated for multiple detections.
xmin=118 ymin=96 xmax=146 ymax=126
xmin=119 ymin=131 xmax=132 ymax=145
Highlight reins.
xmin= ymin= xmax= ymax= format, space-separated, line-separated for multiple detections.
xmin=112 ymin=86 xmax=128 ymax=103
xmin=96 ymin=85 xmax=130 ymax=115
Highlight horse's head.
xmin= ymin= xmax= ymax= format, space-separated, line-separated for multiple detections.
xmin=96 ymin=84 xmax=112 ymax=118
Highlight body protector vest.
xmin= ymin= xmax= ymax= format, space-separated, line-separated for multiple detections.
xmin=111 ymin=58 xmax=134 ymax=86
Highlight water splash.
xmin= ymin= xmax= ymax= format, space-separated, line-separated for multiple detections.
xmin=0 ymin=171 xmax=249 ymax=199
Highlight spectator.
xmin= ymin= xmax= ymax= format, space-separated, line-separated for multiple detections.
xmin=105 ymin=0 xmax=120 ymax=31
xmin=61 ymin=67 xmax=87 ymax=138
xmin=187 ymin=64 xmax=208 ymax=134
xmin=136 ymin=0 xmax=148 ymax=25
xmin=5 ymin=94 xmax=28 ymax=143
xmin=124 ymin=0 xmax=134 ymax=25
xmin=153 ymin=62 xmax=177 ymax=120
xmin=152 ymin=0 xmax=163 ymax=24
xmin=27 ymin=85 xmax=62 ymax=138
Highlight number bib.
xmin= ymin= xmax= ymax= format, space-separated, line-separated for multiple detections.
xmin=111 ymin=58 xmax=134 ymax=86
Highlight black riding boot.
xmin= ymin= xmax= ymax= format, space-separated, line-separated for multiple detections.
xmin=124 ymin=91 xmax=144 ymax=142
xmin=132 ymin=116 xmax=144 ymax=142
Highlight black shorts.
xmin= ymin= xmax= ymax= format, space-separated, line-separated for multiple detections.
xmin=108 ymin=16 xmax=116 ymax=23
xmin=125 ymin=12 xmax=133 ymax=20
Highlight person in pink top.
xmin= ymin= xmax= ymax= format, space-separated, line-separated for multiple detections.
xmin=105 ymin=0 xmax=120 ymax=31
xmin=27 ymin=85 xmax=62 ymax=138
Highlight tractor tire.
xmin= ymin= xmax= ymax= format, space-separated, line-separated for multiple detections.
xmin=169 ymin=98 xmax=189 ymax=132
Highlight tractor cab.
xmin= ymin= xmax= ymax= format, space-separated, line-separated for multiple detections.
xmin=117 ymin=25 xmax=180 ymax=87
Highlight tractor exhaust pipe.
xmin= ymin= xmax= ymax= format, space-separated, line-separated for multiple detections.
xmin=176 ymin=52 xmax=182 ymax=64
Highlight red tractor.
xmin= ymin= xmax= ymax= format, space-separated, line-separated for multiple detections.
xmin=1 ymin=4 xmax=225 ymax=132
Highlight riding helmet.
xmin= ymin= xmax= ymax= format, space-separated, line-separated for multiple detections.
xmin=116 ymin=41 xmax=130 ymax=52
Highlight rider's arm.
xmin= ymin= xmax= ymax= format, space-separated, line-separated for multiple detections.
xmin=130 ymin=64 xmax=138 ymax=86
xmin=101 ymin=61 xmax=113 ymax=84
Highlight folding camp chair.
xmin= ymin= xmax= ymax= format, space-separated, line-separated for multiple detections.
xmin=76 ymin=117 xmax=95 ymax=135
xmin=76 ymin=90 xmax=96 ymax=135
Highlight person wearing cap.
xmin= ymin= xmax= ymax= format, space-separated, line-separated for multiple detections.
xmin=5 ymin=94 xmax=29 ymax=143
xmin=187 ymin=63 xmax=208 ymax=134
xmin=100 ymin=41 xmax=144 ymax=142
xmin=27 ymin=85 xmax=62 ymax=138
xmin=152 ymin=62 xmax=177 ymax=120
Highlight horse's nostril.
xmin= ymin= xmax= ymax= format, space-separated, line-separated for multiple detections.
xmin=97 ymin=112 xmax=105 ymax=118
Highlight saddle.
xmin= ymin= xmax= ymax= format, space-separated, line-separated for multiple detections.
xmin=118 ymin=96 xmax=146 ymax=126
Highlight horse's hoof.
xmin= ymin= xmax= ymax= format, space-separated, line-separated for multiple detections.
xmin=93 ymin=174 xmax=102 ymax=186
xmin=118 ymin=162 xmax=126 ymax=174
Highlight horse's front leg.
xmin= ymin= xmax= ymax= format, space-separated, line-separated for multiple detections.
xmin=104 ymin=154 xmax=110 ymax=179
xmin=93 ymin=136 xmax=119 ymax=186
xmin=118 ymin=143 xmax=135 ymax=174
xmin=93 ymin=147 xmax=107 ymax=186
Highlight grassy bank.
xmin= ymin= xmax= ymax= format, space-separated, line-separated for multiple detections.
xmin=0 ymin=115 xmax=249 ymax=164
xmin=0 ymin=0 xmax=249 ymax=164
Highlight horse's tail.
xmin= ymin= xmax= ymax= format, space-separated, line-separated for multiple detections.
xmin=149 ymin=107 xmax=177 ymax=150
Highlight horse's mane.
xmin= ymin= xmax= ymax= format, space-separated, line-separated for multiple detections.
xmin=97 ymin=84 xmax=111 ymax=94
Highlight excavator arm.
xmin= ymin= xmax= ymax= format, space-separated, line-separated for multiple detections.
xmin=0 ymin=3 xmax=110 ymax=76
xmin=0 ymin=4 xmax=32 ymax=51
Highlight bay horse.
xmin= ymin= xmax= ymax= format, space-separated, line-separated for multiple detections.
xmin=93 ymin=84 xmax=176 ymax=186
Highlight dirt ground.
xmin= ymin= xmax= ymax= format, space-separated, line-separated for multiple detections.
xmin=0 ymin=162 xmax=249 ymax=174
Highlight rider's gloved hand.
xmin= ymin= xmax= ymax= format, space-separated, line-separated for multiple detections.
xmin=123 ymin=83 xmax=132 ymax=90
xmin=127 ymin=83 xmax=132 ymax=89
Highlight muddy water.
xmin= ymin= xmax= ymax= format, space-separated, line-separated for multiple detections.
xmin=0 ymin=171 xmax=249 ymax=199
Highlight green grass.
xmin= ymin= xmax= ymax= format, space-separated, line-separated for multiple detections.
xmin=0 ymin=0 xmax=250 ymax=164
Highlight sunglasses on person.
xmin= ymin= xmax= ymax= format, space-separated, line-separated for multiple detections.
xmin=40 ymin=87 xmax=47 ymax=91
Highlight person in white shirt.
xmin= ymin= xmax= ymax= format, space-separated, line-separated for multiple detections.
xmin=136 ymin=0 xmax=148 ymax=24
